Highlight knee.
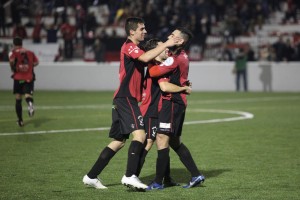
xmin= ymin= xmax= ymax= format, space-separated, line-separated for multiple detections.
xmin=109 ymin=139 xmax=126 ymax=151
xmin=145 ymin=139 xmax=154 ymax=151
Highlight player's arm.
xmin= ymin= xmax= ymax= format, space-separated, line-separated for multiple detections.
xmin=8 ymin=52 xmax=17 ymax=72
xmin=138 ymin=37 xmax=180 ymax=63
xmin=159 ymin=81 xmax=192 ymax=94
xmin=148 ymin=57 xmax=177 ymax=77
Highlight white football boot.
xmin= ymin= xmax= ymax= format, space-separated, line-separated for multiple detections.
xmin=83 ymin=175 xmax=107 ymax=189
xmin=121 ymin=175 xmax=147 ymax=191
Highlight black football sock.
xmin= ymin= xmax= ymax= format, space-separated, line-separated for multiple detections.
xmin=154 ymin=148 xmax=169 ymax=185
xmin=87 ymin=147 xmax=116 ymax=179
xmin=164 ymin=155 xmax=171 ymax=179
xmin=125 ymin=141 xmax=144 ymax=177
xmin=136 ymin=149 xmax=148 ymax=177
xmin=174 ymin=143 xmax=200 ymax=177
xmin=15 ymin=99 xmax=22 ymax=121
xmin=25 ymin=97 xmax=33 ymax=105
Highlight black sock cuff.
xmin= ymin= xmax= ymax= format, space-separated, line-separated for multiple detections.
xmin=173 ymin=143 xmax=184 ymax=152
xmin=25 ymin=97 xmax=33 ymax=104
xmin=16 ymin=99 xmax=22 ymax=104
xmin=130 ymin=141 xmax=144 ymax=154
xmin=104 ymin=147 xmax=116 ymax=157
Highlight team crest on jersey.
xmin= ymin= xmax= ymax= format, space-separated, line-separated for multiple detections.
xmin=151 ymin=126 xmax=157 ymax=137
xmin=128 ymin=45 xmax=140 ymax=54
xmin=138 ymin=115 xmax=144 ymax=126
xmin=183 ymin=53 xmax=188 ymax=59
xmin=160 ymin=57 xmax=174 ymax=66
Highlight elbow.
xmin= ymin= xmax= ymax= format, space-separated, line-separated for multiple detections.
xmin=159 ymin=84 xmax=168 ymax=92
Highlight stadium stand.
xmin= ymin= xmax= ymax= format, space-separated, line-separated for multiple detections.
xmin=0 ymin=0 xmax=299 ymax=62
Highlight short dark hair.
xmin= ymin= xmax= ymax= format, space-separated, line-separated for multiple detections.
xmin=13 ymin=37 xmax=23 ymax=46
xmin=125 ymin=17 xmax=145 ymax=36
xmin=177 ymin=27 xmax=193 ymax=45
xmin=144 ymin=38 xmax=161 ymax=51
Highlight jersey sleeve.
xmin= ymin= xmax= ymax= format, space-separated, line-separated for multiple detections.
xmin=158 ymin=77 xmax=169 ymax=83
xmin=149 ymin=57 xmax=177 ymax=77
xmin=125 ymin=42 xmax=144 ymax=59
xmin=32 ymin=52 xmax=39 ymax=65
xmin=8 ymin=51 xmax=15 ymax=62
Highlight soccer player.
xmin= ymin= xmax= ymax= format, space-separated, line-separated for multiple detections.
xmin=8 ymin=37 xmax=39 ymax=127
xmin=82 ymin=17 xmax=181 ymax=191
xmin=146 ymin=28 xmax=205 ymax=190
xmin=137 ymin=38 xmax=191 ymax=187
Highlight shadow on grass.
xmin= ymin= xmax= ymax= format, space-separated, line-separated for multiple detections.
xmin=105 ymin=168 xmax=231 ymax=187
xmin=25 ymin=117 xmax=54 ymax=128
xmin=142 ymin=168 xmax=232 ymax=183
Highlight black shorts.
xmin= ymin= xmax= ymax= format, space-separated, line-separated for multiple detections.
xmin=144 ymin=116 xmax=158 ymax=141
xmin=158 ymin=100 xmax=186 ymax=137
xmin=109 ymin=97 xmax=145 ymax=140
xmin=13 ymin=80 xmax=34 ymax=95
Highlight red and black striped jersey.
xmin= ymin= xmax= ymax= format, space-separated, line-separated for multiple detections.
xmin=9 ymin=47 xmax=38 ymax=82
xmin=114 ymin=39 xmax=145 ymax=102
xmin=149 ymin=50 xmax=189 ymax=106
xmin=140 ymin=69 xmax=162 ymax=118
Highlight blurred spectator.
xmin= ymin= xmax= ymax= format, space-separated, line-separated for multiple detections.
xmin=85 ymin=12 xmax=98 ymax=33
xmin=12 ymin=23 xmax=27 ymax=39
xmin=259 ymin=45 xmax=275 ymax=92
xmin=217 ymin=43 xmax=233 ymax=61
xmin=75 ymin=4 xmax=86 ymax=42
xmin=283 ymin=0 xmax=298 ymax=23
xmin=60 ymin=20 xmax=76 ymax=59
xmin=0 ymin=44 xmax=9 ymax=61
xmin=10 ymin=0 xmax=22 ymax=25
xmin=0 ymin=2 xmax=6 ymax=36
xmin=272 ymin=36 xmax=287 ymax=61
xmin=94 ymin=37 xmax=106 ymax=63
xmin=32 ymin=14 xmax=43 ymax=43
xmin=233 ymin=48 xmax=248 ymax=92
xmin=44 ymin=23 xmax=59 ymax=43
xmin=285 ymin=38 xmax=296 ymax=61
xmin=245 ymin=44 xmax=256 ymax=61
xmin=53 ymin=0 xmax=67 ymax=25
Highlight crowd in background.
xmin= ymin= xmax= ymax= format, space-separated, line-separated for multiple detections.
xmin=0 ymin=0 xmax=300 ymax=62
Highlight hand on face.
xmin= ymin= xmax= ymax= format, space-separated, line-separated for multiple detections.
xmin=165 ymin=36 xmax=183 ymax=47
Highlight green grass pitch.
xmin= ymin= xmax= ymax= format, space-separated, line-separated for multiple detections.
xmin=0 ymin=90 xmax=300 ymax=200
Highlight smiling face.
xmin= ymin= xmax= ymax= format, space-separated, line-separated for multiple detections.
xmin=130 ymin=23 xmax=147 ymax=44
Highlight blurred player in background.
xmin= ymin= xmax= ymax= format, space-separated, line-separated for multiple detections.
xmin=9 ymin=37 xmax=39 ymax=127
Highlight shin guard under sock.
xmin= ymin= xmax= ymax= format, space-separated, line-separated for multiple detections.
xmin=154 ymin=148 xmax=170 ymax=185
xmin=136 ymin=149 xmax=148 ymax=177
xmin=87 ymin=147 xmax=116 ymax=179
xmin=125 ymin=141 xmax=144 ymax=177
xmin=15 ymin=99 xmax=22 ymax=121
xmin=174 ymin=143 xmax=200 ymax=177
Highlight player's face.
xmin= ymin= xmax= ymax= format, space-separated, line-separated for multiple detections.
xmin=168 ymin=30 xmax=184 ymax=45
xmin=156 ymin=42 xmax=169 ymax=60
xmin=133 ymin=23 xmax=147 ymax=42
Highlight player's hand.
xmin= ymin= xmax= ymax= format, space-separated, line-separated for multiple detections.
xmin=164 ymin=36 xmax=182 ymax=47
xmin=184 ymin=86 xmax=192 ymax=95
xmin=185 ymin=80 xmax=192 ymax=87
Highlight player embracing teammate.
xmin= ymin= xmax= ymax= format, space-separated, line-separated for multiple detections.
xmin=83 ymin=17 xmax=204 ymax=192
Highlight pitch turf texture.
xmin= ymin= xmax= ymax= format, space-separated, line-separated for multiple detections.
xmin=0 ymin=90 xmax=299 ymax=200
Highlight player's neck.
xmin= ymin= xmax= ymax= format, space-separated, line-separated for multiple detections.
xmin=128 ymin=36 xmax=140 ymax=45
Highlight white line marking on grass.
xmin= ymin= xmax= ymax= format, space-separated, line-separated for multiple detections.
xmin=0 ymin=109 xmax=254 ymax=136
xmin=0 ymin=127 xmax=110 ymax=136
xmin=0 ymin=96 xmax=299 ymax=111
xmin=185 ymin=109 xmax=254 ymax=124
